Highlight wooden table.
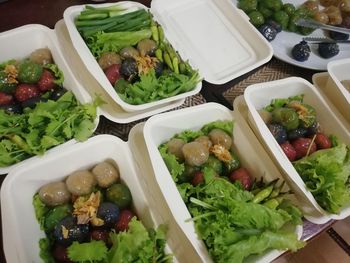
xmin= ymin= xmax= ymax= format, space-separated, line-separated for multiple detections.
xmin=0 ymin=0 xmax=333 ymax=262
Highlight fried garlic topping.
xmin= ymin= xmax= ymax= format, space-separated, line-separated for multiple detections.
xmin=135 ymin=55 xmax=158 ymax=75
xmin=210 ymin=144 xmax=232 ymax=163
xmin=4 ymin=64 xmax=18 ymax=84
xmin=73 ymin=191 xmax=104 ymax=226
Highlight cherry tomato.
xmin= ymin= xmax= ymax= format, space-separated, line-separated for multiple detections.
xmin=280 ymin=141 xmax=297 ymax=161
xmin=315 ymin=133 xmax=332 ymax=149
xmin=291 ymin=137 xmax=317 ymax=159
xmin=104 ymin=64 xmax=121 ymax=86
xmin=191 ymin=171 xmax=204 ymax=186
xmin=115 ymin=209 xmax=136 ymax=232
xmin=229 ymin=167 xmax=252 ymax=190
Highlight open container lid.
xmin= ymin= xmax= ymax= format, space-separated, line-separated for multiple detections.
xmin=151 ymin=0 xmax=273 ymax=84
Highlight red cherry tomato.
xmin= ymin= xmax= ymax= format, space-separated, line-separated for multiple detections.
xmin=315 ymin=133 xmax=332 ymax=149
xmin=291 ymin=137 xmax=317 ymax=159
xmin=91 ymin=229 xmax=110 ymax=243
xmin=191 ymin=171 xmax=204 ymax=186
xmin=0 ymin=92 xmax=14 ymax=105
xmin=229 ymin=167 xmax=252 ymax=190
xmin=280 ymin=141 xmax=297 ymax=161
xmin=52 ymin=244 xmax=73 ymax=263
xmin=115 ymin=209 xmax=136 ymax=232
xmin=105 ymin=64 xmax=121 ymax=86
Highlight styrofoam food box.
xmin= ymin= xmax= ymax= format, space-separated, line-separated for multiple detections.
xmin=1 ymin=132 xmax=203 ymax=263
xmin=0 ymin=23 xmax=187 ymax=175
xmin=325 ymin=58 xmax=350 ymax=124
xmin=244 ymin=77 xmax=350 ymax=224
xmin=64 ymin=0 xmax=273 ymax=112
xmin=0 ymin=24 xmax=99 ymax=175
xmin=143 ymin=102 xmax=303 ymax=262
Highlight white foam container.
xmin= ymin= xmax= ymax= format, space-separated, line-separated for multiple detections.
xmin=244 ymin=77 xmax=350 ymax=224
xmin=1 ymin=130 xmax=204 ymax=263
xmin=143 ymin=102 xmax=303 ymax=262
xmin=0 ymin=23 xmax=187 ymax=175
xmin=324 ymin=58 xmax=350 ymax=124
xmin=64 ymin=0 xmax=273 ymax=112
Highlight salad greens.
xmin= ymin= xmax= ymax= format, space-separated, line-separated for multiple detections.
xmin=115 ymin=69 xmax=200 ymax=105
xmin=0 ymin=91 xmax=102 ymax=167
xmin=159 ymin=120 xmax=305 ymax=262
xmin=294 ymin=143 xmax=350 ymax=214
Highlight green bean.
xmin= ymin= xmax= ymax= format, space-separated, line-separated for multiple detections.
xmin=172 ymin=57 xmax=179 ymax=74
xmin=155 ymin=49 xmax=163 ymax=62
xmin=151 ymin=25 xmax=159 ymax=43
xmin=269 ymin=180 xmax=285 ymax=199
xmin=158 ymin=25 xmax=164 ymax=44
xmin=252 ymin=179 xmax=279 ymax=204
xmin=164 ymin=52 xmax=173 ymax=70
xmin=263 ymin=196 xmax=284 ymax=209
xmin=77 ymin=13 xmax=109 ymax=21
xmin=179 ymin=62 xmax=186 ymax=74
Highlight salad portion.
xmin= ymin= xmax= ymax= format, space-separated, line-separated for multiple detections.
xmin=0 ymin=48 xmax=100 ymax=168
xmin=260 ymin=94 xmax=350 ymax=214
xmin=33 ymin=161 xmax=172 ymax=263
xmin=159 ymin=120 xmax=305 ymax=263
xmin=74 ymin=4 xmax=200 ymax=105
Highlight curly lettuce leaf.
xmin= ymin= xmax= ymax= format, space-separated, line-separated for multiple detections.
xmin=264 ymin=94 xmax=304 ymax=112
xmin=293 ymin=143 xmax=350 ymax=214
xmin=39 ymin=238 xmax=55 ymax=263
xmin=33 ymin=194 xmax=49 ymax=230
xmin=108 ymin=218 xmax=172 ymax=263
xmin=201 ymin=120 xmax=234 ymax=137
xmin=159 ymin=144 xmax=184 ymax=183
xmin=67 ymin=240 xmax=108 ymax=262
xmin=215 ymin=231 xmax=305 ymax=263
xmin=44 ymin=64 xmax=64 ymax=85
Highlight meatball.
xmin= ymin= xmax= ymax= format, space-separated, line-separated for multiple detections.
xmin=98 ymin=52 xmax=121 ymax=70
xmin=29 ymin=48 xmax=53 ymax=65
xmin=92 ymin=161 xmax=119 ymax=188
xmin=137 ymin=39 xmax=157 ymax=56
xmin=166 ymin=138 xmax=186 ymax=160
xmin=208 ymin=129 xmax=232 ymax=149
xmin=39 ymin=181 xmax=71 ymax=206
xmin=119 ymin=46 xmax=140 ymax=59
xmin=194 ymin=136 xmax=212 ymax=150
xmin=66 ymin=170 xmax=96 ymax=196
xmin=182 ymin=141 xmax=209 ymax=166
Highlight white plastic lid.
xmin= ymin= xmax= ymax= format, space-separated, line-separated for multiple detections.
xmin=151 ymin=0 xmax=273 ymax=84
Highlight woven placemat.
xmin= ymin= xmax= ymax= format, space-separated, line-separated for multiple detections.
xmin=94 ymin=93 xmax=206 ymax=141
xmin=223 ymin=58 xmax=317 ymax=106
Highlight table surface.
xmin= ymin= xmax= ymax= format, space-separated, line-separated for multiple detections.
xmin=0 ymin=0 xmax=333 ymax=262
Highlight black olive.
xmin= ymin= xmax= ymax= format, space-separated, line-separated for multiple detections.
xmin=154 ymin=61 xmax=164 ymax=77
xmin=266 ymin=19 xmax=282 ymax=33
xmin=267 ymin=123 xmax=287 ymax=144
xmin=97 ymin=202 xmax=120 ymax=228
xmin=329 ymin=29 xmax=349 ymax=41
xmin=287 ymin=128 xmax=308 ymax=141
xmin=318 ymin=43 xmax=340 ymax=59
xmin=258 ymin=24 xmax=278 ymax=42
xmin=0 ymin=103 xmax=22 ymax=114
xmin=53 ymin=216 xmax=90 ymax=246
xmin=291 ymin=41 xmax=311 ymax=62
xmin=21 ymin=96 xmax=48 ymax=109
xmin=120 ymin=58 xmax=138 ymax=79
xmin=306 ymin=122 xmax=318 ymax=136
xmin=50 ymin=88 xmax=67 ymax=101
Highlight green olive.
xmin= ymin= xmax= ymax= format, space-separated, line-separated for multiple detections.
xmin=271 ymin=107 xmax=299 ymax=130
xmin=248 ymin=11 xmax=265 ymax=27
xmin=106 ymin=183 xmax=132 ymax=209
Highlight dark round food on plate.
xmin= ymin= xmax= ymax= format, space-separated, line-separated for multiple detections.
xmin=258 ymin=24 xmax=278 ymax=41
xmin=291 ymin=41 xmax=311 ymax=62
xmin=0 ymin=103 xmax=22 ymax=114
xmin=96 ymin=202 xmax=120 ymax=227
xmin=318 ymin=42 xmax=340 ymax=58
xmin=329 ymin=29 xmax=349 ymax=40
xmin=267 ymin=123 xmax=287 ymax=144
xmin=50 ymin=87 xmax=68 ymax=101
xmin=266 ymin=19 xmax=282 ymax=33
xmin=120 ymin=58 xmax=138 ymax=79
xmin=53 ymin=216 xmax=90 ymax=246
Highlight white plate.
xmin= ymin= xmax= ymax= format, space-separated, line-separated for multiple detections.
xmin=232 ymin=0 xmax=350 ymax=70
xmin=143 ymin=102 xmax=303 ymax=262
